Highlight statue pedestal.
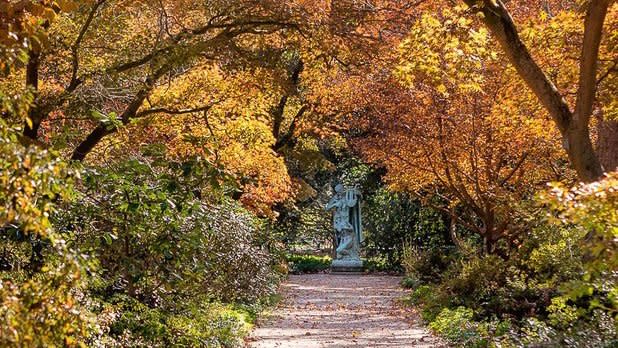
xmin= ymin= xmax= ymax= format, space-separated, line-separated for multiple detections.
xmin=330 ymin=259 xmax=364 ymax=274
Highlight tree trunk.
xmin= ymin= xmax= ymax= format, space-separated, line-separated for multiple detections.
xmin=449 ymin=206 xmax=464 ymax=249
xmin=597 ymin=117 xmax=618 ymax=172
xmin=270 ymin=57 xmax=304 ymax=152
xmin=565 ymin=123 xmax=604 ymax=181
xmin=483 ymin=235 xmax=494 ymax=255
xmin=70 ymin=124 xmax=112 ymax=161
xmin=569 ymin=0 xmax=609 ymax=180
xmin=271 ymin=95 xmax=288 ymax=141
xmin=462 ymin=0 xmax=608 ymax=182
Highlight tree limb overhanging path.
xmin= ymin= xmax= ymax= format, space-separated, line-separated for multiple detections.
xmin=247 ymin=274 xmax=444 ymax=348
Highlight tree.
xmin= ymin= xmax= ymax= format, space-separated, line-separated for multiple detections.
xmin=26 ymin=0 xmax=305 ymax=160
xmin=1 ymin=0 xmax=415 ymax=216
xmin=459 ymin=0 xmax=617 ymax=181
xmin=353 ymin=7 xmax=566 ymax=254
xmin=8 ymin=0 xmax=407 ymax=162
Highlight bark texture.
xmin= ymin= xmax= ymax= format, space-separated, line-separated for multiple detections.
xmin=597 ymin=118 xmax=618 ymax=172
xmin=462 ymin=0 xmax=610 ymax=181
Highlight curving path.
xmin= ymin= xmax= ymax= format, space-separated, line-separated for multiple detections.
xmin=246 ymin=274 xmax=445 ymax=348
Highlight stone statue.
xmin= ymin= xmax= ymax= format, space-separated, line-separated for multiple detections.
xmin=326 ymin=184 xmax=363 ymax=272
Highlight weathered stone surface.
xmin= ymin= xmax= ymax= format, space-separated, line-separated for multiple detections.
xmin=331 ymin=259 xmax=363 ymax=274
xmin=326 ymin=184 xmax=363 ymax=265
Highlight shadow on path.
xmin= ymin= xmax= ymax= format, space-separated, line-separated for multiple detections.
xmin=247 ymin=274 xmax=445 ymax=348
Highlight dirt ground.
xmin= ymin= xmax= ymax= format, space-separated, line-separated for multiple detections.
xmin=246 ymin=274 xmax=445 ymax=348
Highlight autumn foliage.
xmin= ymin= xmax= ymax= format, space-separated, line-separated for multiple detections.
xmin=0 ymin=0 xmax=616 ymax=346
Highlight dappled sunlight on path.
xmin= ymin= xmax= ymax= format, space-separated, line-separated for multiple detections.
xmin=247 ymin=274 xmax=444 ymax=347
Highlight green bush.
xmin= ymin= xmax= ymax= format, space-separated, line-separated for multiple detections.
xmin=0 ymin=120 xmax=92 ymax=346
xmin=400 ymin=275 xmax=421 ymax=289
xmin=429 ymin=307 xmax=512 ymax=347
xmin=47 ymin=155 xmax=282 ymax=346
xmin=443 ymin=255 xmax=508 ymax=313
xmin=408 ymin=285 xmax=434 ymax=305
xmin=198 ymin=201 xmax=281 ymax=302
xmin=437 ymin=253 xmax=549 ymax=319
xmin=287 ymin=254 xmax=331 ymax=273
xmin=429 ymin=307 xmax=485 ymax=347
xmin=364 ymin=255 xmax=397 ymax=273
xmin=402 ymin=175 xmax=618 ymax=347
xmin=363 ymin=188 xmax=452 ymax=271
xmin=102 ymin=295 xmax=251 ymax=347
xmin=406 ymin=284 xmax=450 ymax=322
xmin=541 ymin=174 xmax=617 ymax=315
xmin=497 ymin=310 xmax=617 ymax=347
xmin=401 ymin=244 xmax=455 ymax=282
xmin=56 ymin=157 xmax=279 ymax=303
xmin=0 ymin=259 xmax=92 ymax=347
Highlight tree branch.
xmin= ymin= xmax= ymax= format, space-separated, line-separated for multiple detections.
xmin=67 ymin=0 xmax=106 ymax=92
xmin=107 ymin=19 xmax=297 ymax=75
xmin=463 ymin=0 xmax=573 ymax=133
xmin=499 ymin=152 xmax=528 ymax=186
xmin=274 ymin=104 xmax=307 ymax=150
xmin=23 ymin=49 xmax=41 ymax=140
xmin=574 ymin=0 xmax=610 ymax=126
xmin=597 ymin=59 xmax=618 ymax=86
xmin=71 ymin=65 xmax=170 ymax=161
xmin=135 ymin=104 xmax=216 ymax=118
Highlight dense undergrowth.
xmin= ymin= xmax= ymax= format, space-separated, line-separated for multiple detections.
xmin=399 ymin=175 xmax=618 ymax=347
xmin=0 ymin=120 xmax=284 ymax=347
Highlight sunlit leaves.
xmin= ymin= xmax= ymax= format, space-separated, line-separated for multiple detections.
xmin=542 ymin=173 xmax=618 ymax=312
xmin=396 ymin=6 xmax=495 ymax=96
xmin=353 ymin=6 xmax=569 ymax=251
xmin=0 ymin=109 xmax=89 ymax=348
xmin=0 ymin=0 xmax=78 ymax=73
xmin=0 ymin=122 xmax=75 ymax=238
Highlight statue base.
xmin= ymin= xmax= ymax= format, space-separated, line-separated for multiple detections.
xmin=330 ymin=259 xmax=364 ymax=274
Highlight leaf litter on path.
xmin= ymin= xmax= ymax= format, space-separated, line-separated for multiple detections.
xmin=247 ymin=274 xmax=446 ymax=348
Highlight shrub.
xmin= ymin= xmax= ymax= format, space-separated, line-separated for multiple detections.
xmin=408 ymin=285 xmax=434 ymax=305
xmin=407 ymin=284 xmax=450 ymax=322
xmin=103 ymin=295 xmax=251 ymax=347
xmin=197 ymin=201 xmax=280 ymax=302
xmin=524 ymin=225 xmax=584 ymax=284
xmin=0 ymin=120 xmax=92 ymax=346
xmin=364 ymin=255 xmax=398 ymax=273
xmin=404 ymin=174 xmax=618 ymax=346
xmin=441 ymin=255 xmax=508 ymax=314
xmin=401 ymin=244 xmax=455 ymax=282
xmin=363 ymin=188 xmax=451 ymax=271
xmin=48 ymin=155 xmax=282 ymax=346
xmin=56 ymin=157 xmax=279 ymax=304
xmin=430 ymin=307 xmax=513 ymax=347
xmin=429 ymin=307 xmax=485 ymax=346
xmin=287 ymin=254 xmax=331 ymax=273
xmin=400 ymin=275 xmax=421 ymax=289
xmin=0 ymin=257 xmax=92 ymax=347
xmin=542 ymin=173 xmax=618 ymax=314
xmin=499 ymin=310 xmax=617 ymax=347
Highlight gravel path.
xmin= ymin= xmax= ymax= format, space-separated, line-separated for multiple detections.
xmin=246 ymin=274 xmax=444 ymax=347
